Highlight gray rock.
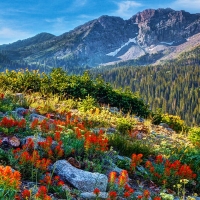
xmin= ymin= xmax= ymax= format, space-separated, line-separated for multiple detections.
xmin=23 ymin=135 xmax=58 ymax=149
xmin=134 ymin=117 xmax=144 ymax=122
xmin=109 ymin=107 xmax=119 ymax=114
xmin=106 ymin=127 xmax=116 ymax=133
xmin=80 ymin=192 xmax=108 ymax=199
xmin=30 ymin=113 xmax=47 ymax=122
xmin=52 ymin=160 xmax=108 ymax=192
xmin=104 ymin=162 xmax=124 ymax=176
xmin=5 ymin=111 xmax=23 ymax=119
xmin=166 ymin=128 xmax=174 ymax=132
xmin=15 ymin=107 xmax=27 ymax=116
xmin=159 ymin=123 xmax=169 ymax=128
xmin=91 ymin=128 xmax=107 ymax=134
xmin=0 ymin=112 xmax=4 ymax=117
xmin=29 ymin=107 xmax=37 ymax=114
xmin=116 ymin=155 xmax=131 ymax=162
xmin=136 ymin=166 xmax=148 ymax=175
xmin=23 ymin=135 xmax=46 ymax=149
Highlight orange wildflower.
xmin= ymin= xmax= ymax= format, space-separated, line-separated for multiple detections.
xmin=109 ymin=171 xmax=117 ymax=184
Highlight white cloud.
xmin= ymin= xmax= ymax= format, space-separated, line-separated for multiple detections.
xmin=74 ymin=0 xmax=88 ymax=7
xmin=170 ymin=0 xmax=200 ymax=13
xmin=0 ymin=28 xmax=31 ymax=45
xmin=45 ymin=17 xmax=65 ymax=23
xmin=114 ymin=0 xmax=142 ymax=18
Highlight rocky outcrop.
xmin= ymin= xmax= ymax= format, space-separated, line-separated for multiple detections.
xmin=129 ymin=8 xmax=200 ymax=46
xmin=52 ymin=160 xmax=108 ymax=192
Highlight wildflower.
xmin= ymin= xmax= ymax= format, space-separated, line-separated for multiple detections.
xmin=54 ymin=144 xmax=64 ymax=158
xmin=40 ymin=173 xmax=52 ymax=185
xmin=23 ymin=138 xmax=34 ymax=151
xmin=57 ymin=180 xmax=65 ymax=186
xmin=163 ymin=179 xmax=167 ymax=185
xmin=145 ymin=160 xmax=152 ymax=168
xmin=54 ymin=175 xmax=60 ymax=181
xmin=187 ymin=197 xmax=196 ymax=200
xmin=109 ymin=171 xmax=117 ymax=184
xmin=160 ymin=192 xmax=174 ymax=200
xmin=35 ymin=158 xmax=51 ymax=171
xmin=153 ymin=197 xmax=161 ymax=200
xmin=155 ymin=155 xmax=163 ymax=164
xmin=164 ymin=167 xmax=171 ymax=176
xmin=0 ymin=165 xmax=21 ymax=190
xmin=176 ymin=184 xmax=182 ymax=188
xmin=118 ymin=170 xmax=128 ymax=188
xmin=18 ymin=118 xmax=26 ymax=128
xmin=30 ymin=118 xmax=39 ymax=129
xmin=93 ymin=188 xmax=100 ymax=196
xmin=54 ymin=131 xmax=61 ymax=142
xmin=143 ymin=190 xmax=150 ymax=198
xmin=0 ymin=93 xmax=4 ymax=99
xmin=15 ymin=195 xmax=21 ymax=200
xmin=130 ymin=153 xmax=143 ymax=172
xmin=22 ymin=189 xmax=31 ymax=199
xmin=40 ymin=119 xmax=50 ymax=133
xmin=137 ymin=195 xmax=143 ymax=199
xmin=177 ymin=165 xmax=196 ymax=179
xmin=35 ymin=186 xmax=51 ymax=200
xmin=180 ymin=179 xmax=189 ymax=184
xmin=108 ymin=191 xmax=117 ymax=199
xmin=124 ymin=191 xmax=131 ymax=198
xmin=124 ymin=184 xmax=134 ymax=194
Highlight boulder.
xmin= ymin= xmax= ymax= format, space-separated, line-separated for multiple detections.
xmin=23 ymin=135 xmax=46 ymax=149
xmin=15 ymin=107 xmax=27 ymax=116
xmin=80 ymin=192 xmax=108 ymax=199
xmin=159 ymin=123 xmax=169 ymax=128
xmin=30 ymin=113 xmax=47 ymax=122
xmin=52 ymin=160 xmax=108 ymax=192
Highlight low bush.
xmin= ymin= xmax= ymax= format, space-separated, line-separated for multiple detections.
xmin=188 ymin=127 xmax=200 ymax=147
xmin=161 ymin=114 xmax=188 ymax=133
xmin=108 ymin=133 xmax=154 ymax=158
xmin=0 ymin=68 xmax=150 ymax=118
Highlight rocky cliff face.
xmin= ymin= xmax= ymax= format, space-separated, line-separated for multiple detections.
xmin=130 ymin=8 xmax=200 ymax=46
xmin=0 ymin=8 xmax=200 ymax=69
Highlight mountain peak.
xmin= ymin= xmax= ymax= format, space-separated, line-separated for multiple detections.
xmin=0 ymin=8 xmax=200 ymax=69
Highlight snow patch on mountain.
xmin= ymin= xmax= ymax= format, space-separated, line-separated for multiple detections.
xmin=160 ymin=41 xmax=174 ymax=45
xmin=106 ymin=38 xmax=136 ymax=57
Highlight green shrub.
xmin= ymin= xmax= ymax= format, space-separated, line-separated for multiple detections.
xmin=78 ymin=95 xmax=98 ymax=112
xmin=116 ymin=118 xmax=132 ymax=135
xmin=161 ymin=114 xmax=188 ymax=133
xmin=0 ymin=68 xmax=150 ymax=117
xmin=108 ymin=133 xmax=154 ymax=158
xmin=151 ymin=108 xmax=163 ymax=125
xmin=188 ymin=127 xmax=200 ymax=146
xmin=0 ymin=96 xmax=16 ymax=113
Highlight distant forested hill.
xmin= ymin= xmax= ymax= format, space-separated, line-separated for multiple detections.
xmin=92 ymin=44 xmax=200 ymax=127
xmin=98 ymin=64 xmax=200 ymax=125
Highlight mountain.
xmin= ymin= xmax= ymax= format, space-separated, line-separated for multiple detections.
xmin=0 ymin=8 xmax=200 ymax=70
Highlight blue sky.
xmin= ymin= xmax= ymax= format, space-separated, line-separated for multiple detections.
xmin=0 ymin=0 xmax=199 ymax=45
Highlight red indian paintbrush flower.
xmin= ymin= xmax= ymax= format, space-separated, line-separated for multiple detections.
xmin=93 ymin=188 xmax=100 ymax=196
